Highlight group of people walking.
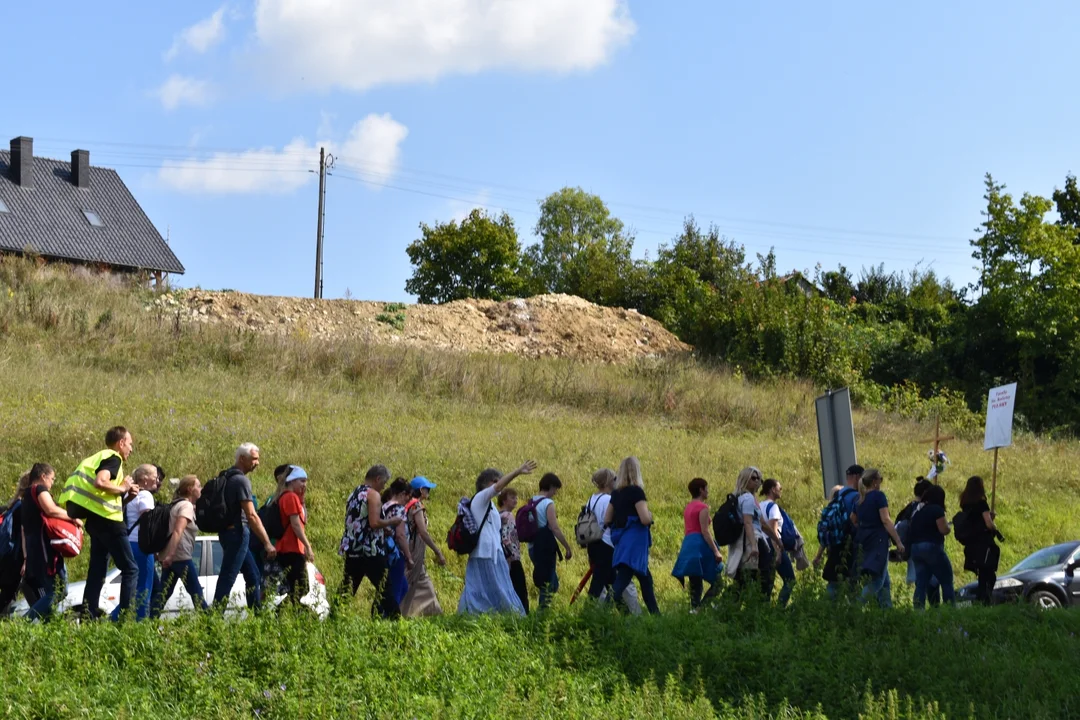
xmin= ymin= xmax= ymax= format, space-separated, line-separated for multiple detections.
xmin=0 ymin=428 xmax=317 ymax=620
xmin=0 ymin=427 xmax=1006 ymax=621
xmin=813 ymin=464 xmax=1003 ymax=608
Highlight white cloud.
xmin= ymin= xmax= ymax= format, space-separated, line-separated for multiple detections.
xmin=251 ymin=0 xmax=636 ymax=91
xmin=337 ymin=114 xmax=409 ymax=188
xmin=157 ymin=75 xmax=212 ymax=110
xmin=158 ymin=114 xmax=408 ymax=194
xmin=165 ymin=7 xmax=228 ymax=61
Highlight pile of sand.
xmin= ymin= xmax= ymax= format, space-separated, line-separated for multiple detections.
xmin=152 ymin=291 xmax=690 ymax=363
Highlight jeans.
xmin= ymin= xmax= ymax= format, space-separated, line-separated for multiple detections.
xmin=215 ymin=525 xmax=263 ymax=609
xmin=906 ymin=557 xmax=940 ymax=605
xmin=911 ymin=542 xmax=955 ymax=609
xmin=152 ymin=559 xmax=208 ymax=617
xmin=611 ymin=566 xmax=660 ymax=615
xmin=528 ymin=543 xmax=559 ymax=610
xmin=27 ymin=566 xmax=67 ymax=621
xmin=860 ymin=566 xmax=893 ymax=608
xmin=111 ymin=540 xmax=158 ymax=621
xmin=777 ymin=550 xmax=796 ymax=607
xmin=84 ymin=514 xmax=138 ymax=620
xmin=340 ymin=553 xmax=397 ymax=618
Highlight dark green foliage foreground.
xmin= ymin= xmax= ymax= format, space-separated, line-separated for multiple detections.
xmin=3 ymin=600 xmax=1078 ymax=719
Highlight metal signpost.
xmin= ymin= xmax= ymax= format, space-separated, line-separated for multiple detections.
xmin=815 ymin=388 xmax=857 ymax=499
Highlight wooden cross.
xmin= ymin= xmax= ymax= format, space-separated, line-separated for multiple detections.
xmin=919 ymin=416 xmax=955 ymax=483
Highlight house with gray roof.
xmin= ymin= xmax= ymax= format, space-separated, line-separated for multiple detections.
xmin=0 ymin=136 xmax=183 ymax=282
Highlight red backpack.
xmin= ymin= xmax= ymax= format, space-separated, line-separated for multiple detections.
xmin=515 ymin=498 xmax=543 ymax=543
xmin=43 ymin=516 xmax=82 ymax=558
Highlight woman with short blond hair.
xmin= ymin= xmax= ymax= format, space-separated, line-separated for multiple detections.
xmin=603 ymin=457 xmax=659 ymax=614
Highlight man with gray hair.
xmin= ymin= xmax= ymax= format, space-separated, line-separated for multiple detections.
xmin=112 ymin=463 xmax=162 ymax=620
xmin=213 ymin=442 xmax=276 ymax=609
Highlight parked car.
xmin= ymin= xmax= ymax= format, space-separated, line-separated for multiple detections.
xmin=14 ymin=535 xmax=330 ymax=619
xmin=957 ymin=540 xmax=1080 ymax=608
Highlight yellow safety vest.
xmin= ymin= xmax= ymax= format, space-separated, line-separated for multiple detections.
xmin=58 ymin=449 xmax=125 ymax=522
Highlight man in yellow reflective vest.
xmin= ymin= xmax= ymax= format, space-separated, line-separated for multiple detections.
xmin=59 ymin=426 xmax=139 ymax=619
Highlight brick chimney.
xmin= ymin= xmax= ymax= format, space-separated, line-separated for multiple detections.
xmin=10 ymin=137 xmax=33 ymax=188
xmin=71 ymin=149 xmax=89 ymax=189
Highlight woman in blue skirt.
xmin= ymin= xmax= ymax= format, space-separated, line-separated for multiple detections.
xmin=672 ymin=477 xmax=724 ymax=610
xmin=604 ymin=457 xmax=660 ymax=615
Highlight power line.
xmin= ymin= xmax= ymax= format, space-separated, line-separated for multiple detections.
xmin=14 ymin=132 xmax=975 ymax=248
xmin=11 ymin=132 xmax=978 ymax=264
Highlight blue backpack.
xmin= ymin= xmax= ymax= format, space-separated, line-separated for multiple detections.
xmin=764 ymin=501 xmax=799 ymax=552
xmin=817 ymin=488 xmax=857 ymax=548
xmin=0 ymin=500 xmax=20 ymax=558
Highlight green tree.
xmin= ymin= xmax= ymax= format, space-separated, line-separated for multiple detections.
xmin=523 ymin=187 xmax=634 ymax=306
xmin=968 ymin=174 xmax=1080 ymax=429
xmin=639 ymin=217 xmax=749 ymax=344
xmin=1052 ymin=173 xmax=1080 ymax=231
xmin=404 ymin=209 xmax=523 ymax=304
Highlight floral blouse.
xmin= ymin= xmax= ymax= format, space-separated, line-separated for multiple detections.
xmin=339 ymin=485 xmax=383 ymax=557
xmin=499 ymin=510 xmax=521 ymax=563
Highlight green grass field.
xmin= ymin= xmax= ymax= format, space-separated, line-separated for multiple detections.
xmin=1 ymin=260 xmax=1079 ymax=719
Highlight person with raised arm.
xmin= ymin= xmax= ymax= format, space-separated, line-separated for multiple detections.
xmin=458 ymin=460 xmax=536 ymax=615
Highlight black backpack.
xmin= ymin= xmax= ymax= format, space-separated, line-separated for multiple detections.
xmin=952 ymin=509 xmax=977 ymax=546
xmin=132 ymin=501 xmax=179 ymax=555
xmin=196 ymin=469 xmax=240 ymax=533
xmin=712 ymin=493 xmax=743 ymax=546
xmin=259 ymin=497 xmax=285 ymax=541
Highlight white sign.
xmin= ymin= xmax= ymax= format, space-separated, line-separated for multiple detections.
xmin=984 ymin=382 xmax=1017 ymax=450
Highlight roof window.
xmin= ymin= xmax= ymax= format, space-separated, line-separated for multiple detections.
xmin=82 ymin=209 xmax=104 ymax=227
xmin=0 ymin=198 xmax=9 ymax=213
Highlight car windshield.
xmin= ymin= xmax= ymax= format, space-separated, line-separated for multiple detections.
xmin=1010 ymin=543 xmax=1078 ymax=573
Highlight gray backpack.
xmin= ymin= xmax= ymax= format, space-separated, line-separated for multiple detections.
xmin=574 ymin=496 xmax=604 ymax=548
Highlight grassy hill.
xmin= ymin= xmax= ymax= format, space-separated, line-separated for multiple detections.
xmin=1 ymin=259 xmax=1079 ymax=719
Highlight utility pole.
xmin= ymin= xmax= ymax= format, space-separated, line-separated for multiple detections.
xmin=313 ymin=146 xmax=326 ymax=299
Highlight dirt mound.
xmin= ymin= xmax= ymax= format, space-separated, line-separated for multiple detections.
xmin=154 ymin=291 xmax=690 ymax=363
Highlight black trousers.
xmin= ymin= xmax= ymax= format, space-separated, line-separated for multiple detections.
xmin=687 ymin=577 xmax=721 ymax=609
xmin=0 ymin=551 xmax=24 ymax=614
xmin=278 ymin=553 xmax=308 ymax=606
xmin=736 ymin=538 xmax=777 ymax=599
xmin=340 ymin=554 xmax=397 ymax=618
xmin=508 ymin=559 xmax=530 ymax=614
xmin=586 ymin=541 xmax=613 ymax=600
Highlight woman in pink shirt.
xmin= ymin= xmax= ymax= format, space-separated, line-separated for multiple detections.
xmin=671 ymin=478 xmax=724 ymax=610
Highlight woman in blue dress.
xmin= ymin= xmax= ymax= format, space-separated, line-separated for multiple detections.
xmin=855 ymin=468 xmax=906 ymax=608
xmin=604 ymin=457 xmax=660 ymax=615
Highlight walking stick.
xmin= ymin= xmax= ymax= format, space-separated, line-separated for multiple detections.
xmin=569 ymin=566 xmax=594 ymax=605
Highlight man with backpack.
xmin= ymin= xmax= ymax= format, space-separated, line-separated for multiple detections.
xmin=816 ymin=464 xmax=863 ymax=600
xmin=58 ymin=426 xmax=139 ymax=620
xmin=202 ymin=443 xmax=276 ymax=610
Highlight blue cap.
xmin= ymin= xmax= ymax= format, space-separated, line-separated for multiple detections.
xmin=410 ymin=476 xmax=436 ymax=491
xmin=285 ymin=466 xmax=308 ymax=482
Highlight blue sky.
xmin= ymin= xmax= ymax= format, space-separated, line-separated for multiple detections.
xmin=4 ymin=1 xmax=1078 ymax=301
